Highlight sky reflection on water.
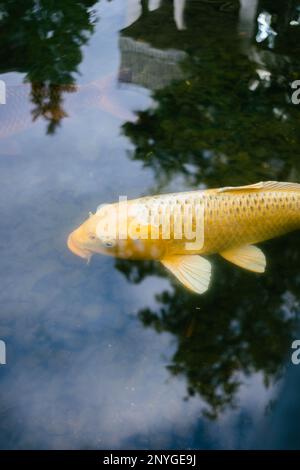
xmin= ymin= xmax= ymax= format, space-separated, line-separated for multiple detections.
xmin=0 ymin=0 xmax=300 ymax=449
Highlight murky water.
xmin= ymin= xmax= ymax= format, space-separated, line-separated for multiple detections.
xmin=1 ymin=0 xmax=300 ymax=450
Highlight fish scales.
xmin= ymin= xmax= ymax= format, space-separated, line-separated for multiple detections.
xmin=202 ymin=189 xmax=300 ymax=253
xmin=67 ymin=182 xmax=300 ymax=294
xmin=133 ymin=188 xmax=300 ymax=254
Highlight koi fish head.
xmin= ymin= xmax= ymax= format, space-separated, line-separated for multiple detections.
xmin=67 ymin=206 xmax=119 ymax=261
xmin=67 ymin=200 xmax=167 ymax=261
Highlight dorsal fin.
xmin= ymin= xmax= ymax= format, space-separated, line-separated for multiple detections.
xmin=218 ymin=181 xmax=300 ymax=194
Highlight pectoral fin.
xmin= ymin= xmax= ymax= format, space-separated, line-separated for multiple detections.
xmin=161 ymin=255 xmax=211 ymax=294
xmin=220 ymin=245 xmax=266 ymax=273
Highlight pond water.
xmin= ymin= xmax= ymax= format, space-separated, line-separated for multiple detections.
xmin=1 ymin=0 xmax=300 ymax=450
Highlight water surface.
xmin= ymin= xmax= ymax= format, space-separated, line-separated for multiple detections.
xmin=1 ymin=0 xmax=300 ymax=450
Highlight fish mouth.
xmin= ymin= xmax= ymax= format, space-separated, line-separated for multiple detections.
xmin=67 ymin=234 xmax=91 ymax=261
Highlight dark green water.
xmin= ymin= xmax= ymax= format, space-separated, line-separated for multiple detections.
xmin=1 ymin=0 xmax=300 ymax=449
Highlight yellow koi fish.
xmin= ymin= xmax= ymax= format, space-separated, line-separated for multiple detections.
xmin=67 ymin=181 xmax=300 ymax=294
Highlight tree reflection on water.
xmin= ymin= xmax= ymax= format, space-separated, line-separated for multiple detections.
xmin=117 ymin=0 xmax=300 ymax=418
xmin=0 ymin=0 xmax=98 ymax=133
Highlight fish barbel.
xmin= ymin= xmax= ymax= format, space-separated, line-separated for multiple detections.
xmin=67 ymin=181 xmax=300 ymax=294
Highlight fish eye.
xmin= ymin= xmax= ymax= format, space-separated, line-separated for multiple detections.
xmin=104 ymin=240 xmax=115 ymax=248
xmin=88 ymin=233 xmax=96 ymax=240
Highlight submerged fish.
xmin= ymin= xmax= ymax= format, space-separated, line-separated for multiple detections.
xmin=0 ymin=75 xmax=135 ymax=140
xmin=67 ymin=181 xmax=300 ymax=294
